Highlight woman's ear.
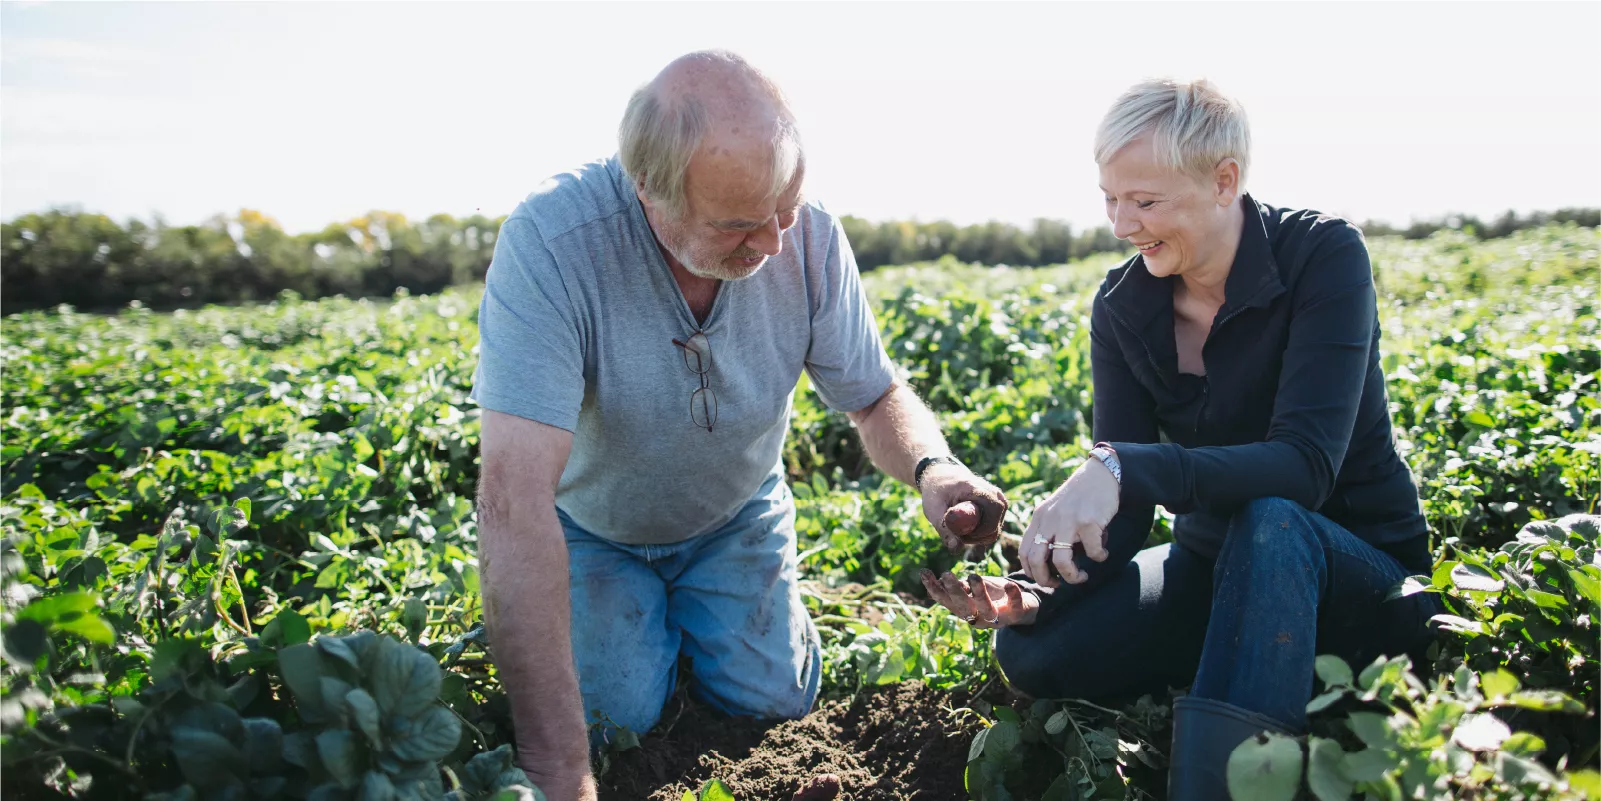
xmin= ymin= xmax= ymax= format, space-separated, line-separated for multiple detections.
xmin=1212 ymin=158 xmax=1241 ymax=207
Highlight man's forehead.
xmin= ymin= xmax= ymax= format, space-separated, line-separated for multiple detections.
xmin=687 ymin=149 xmax=803 ymax=220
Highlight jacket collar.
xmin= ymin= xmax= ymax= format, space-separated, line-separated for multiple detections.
xmin=1101 ymin=192 xmax=1287 ymax=340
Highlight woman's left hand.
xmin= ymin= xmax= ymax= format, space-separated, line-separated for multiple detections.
xmin=1020 ymin=458 xmax=1120 ymax=586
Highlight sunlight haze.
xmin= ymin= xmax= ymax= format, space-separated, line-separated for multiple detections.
xmin=3 ymin=1 xmax=1598 ymax=234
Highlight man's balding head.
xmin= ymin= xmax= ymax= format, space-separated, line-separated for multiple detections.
xmin=620 ymin=50 xmax=802 ymax=220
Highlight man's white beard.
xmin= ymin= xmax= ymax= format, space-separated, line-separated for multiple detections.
xmin=662 ymin=229 xmax=764 ymax=281
xmin=680 ymin=254 xmax=765 ymax=281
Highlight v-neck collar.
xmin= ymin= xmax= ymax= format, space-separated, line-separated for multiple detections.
xmin=612 ymin=156 xmax=731 ymax=332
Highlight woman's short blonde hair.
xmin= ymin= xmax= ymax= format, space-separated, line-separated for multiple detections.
xmin=1094 ymin=78 xmax=1251 ymax=187
xmin=619 ymin=50 xmax=802 ymax=219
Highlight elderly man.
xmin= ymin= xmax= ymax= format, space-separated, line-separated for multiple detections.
xmin=472 ymin=50 xmax=1007 ymax=799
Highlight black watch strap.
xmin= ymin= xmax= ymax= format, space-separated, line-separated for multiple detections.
xmin=914 ymin=455 xmax=963 ymax=489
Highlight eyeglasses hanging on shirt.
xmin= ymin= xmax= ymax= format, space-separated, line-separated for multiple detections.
xmin=672 ymin=331 xmax=718 ymax=432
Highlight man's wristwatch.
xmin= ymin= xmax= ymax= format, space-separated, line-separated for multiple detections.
xmin=914 ymin=455 xmax=964 ymax=490
xmin=1088 ymin=443 xmax=1122 ymax=485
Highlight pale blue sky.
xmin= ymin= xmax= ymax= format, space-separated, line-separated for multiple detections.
xmin=4 ymin=1 xmax=1599 ymax=234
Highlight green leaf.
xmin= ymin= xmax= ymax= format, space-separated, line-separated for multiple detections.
xmin=697 ymin=779 xmax=736 ymax=801
xmin=1450 ymin=562 xmax=1505 ymax=592
xmin=345 ymin=688 xmax=383 ymax=747
xmin=402 ymin=598 xmax=427 ymax=642
xmin=1344 ymin=712 xmax=1393 ymax=749
xmin=967 ymin=727 xmax=990 ymax=762
xmin=1502 ymin=731 xmax=1546 ymax=756
xmin=1504 ymin=689 xmax=1585 ymax=713
xmin=17 ymin=590 xmax=98 ymax=622
xmin=1039 ymin=774 xmax=1076 ymax=801
xmin=170 ymin=726 xmax=246 ymax=790
xmin=274 ymin=608 xmax=311 ymax=646
xmin=388 ymin=704 xmax=460 ymax=762
xmin=1495 ymin=752 xmax=1558 ymax=785
xmin=1226 ymin=732 xmax=1303 ymax=801
xmin=1314 ymin=655 xmax=1353 ymax=688
xmin=1081 ymin=727 xmax=1117 ymax=760
xmin=1452 ymin=713 xmax=1510 ymax=751
xmin=682 ymin=792 xmax=696 ymax=801
xmin=1306 ymin=689 xmax=1347 ymax=715
xmin=1521 ymin=589 xmax=1568 ymax=609
xmin=320 ymin=676 xmax=356 ymax=719
xmin=1367 ymin=775 xmax=1402 ymax=801
xmin=1043 ymin=710 xmax=1070 ymax=736
xmin=984 ymin=720 xmax=1020 ymax=759
xmin=373 ymin=638 xmax=442 ymax=719
xmin=1567 ymin=770 xmax=1601 ymax=796
xmin=1306 ymin=737 xmax=1354 ymax=801
xmin=464 ymin=745 xmax=525 ymax=794
xmin=282 ymin=731 xmax=320 ymax=770
xmin=360 ymin=771 xmax=396 ymax=801
xmin=1384 ymin=575 xmax=1434 ymax=601
xmin=316 ymin=730 xmax=365 ymax=789
xmin=1564 ymin=565 xmax=1600 ymax=606
xmin=54 ymin=611 xmax=115 ymax=645
xmin=1339 ymin=748 xmax=1392 ymax=782
xmin=1463 ymin=410 xmax=1495 ymax=427
xmin=3 ymin=618 xmax=47 ymax=665
xmin=1479 ymin=668 xmax=1519 ymax=698
xmin=278 ymin=643 xmax=328 ymax=721
xmin=243 ymin=718 xmax=284 ymax=774
xmin=151 ymin=636 xmax=207 ymax=683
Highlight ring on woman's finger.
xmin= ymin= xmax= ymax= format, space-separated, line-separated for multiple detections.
xmin=1046 ymin=541 xmax=1075 ymax=550
xmin=985 ymin=615 xmax=1001 ymax=625
xmin=965 ymin=614 xmax=977 ymax=623
xmin=1032 ymin=535 xmax=1051 ymax=546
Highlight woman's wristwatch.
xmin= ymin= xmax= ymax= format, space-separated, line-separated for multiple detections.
xmin=1088 ymin=442 xmax=1122 ymax=485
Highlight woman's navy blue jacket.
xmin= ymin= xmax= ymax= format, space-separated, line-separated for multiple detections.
xmin=1091 ymin=194 xmax=1430 ymax=573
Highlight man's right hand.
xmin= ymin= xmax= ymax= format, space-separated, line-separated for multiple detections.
xmin=479 ymin=410 xmax=594 ymax=801
xmin=523 ymin=766 xmax=598 ymax=801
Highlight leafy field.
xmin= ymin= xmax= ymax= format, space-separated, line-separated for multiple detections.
xmin=2 ymin=225 xmax=1598 ymax=800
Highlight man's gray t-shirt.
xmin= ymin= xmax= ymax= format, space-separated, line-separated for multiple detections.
xmin=472 ymin=156 xmax=896 ymax=545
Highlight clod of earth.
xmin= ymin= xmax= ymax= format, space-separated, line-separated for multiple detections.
xmin=790 ymin=773 xmax=842 ymax=801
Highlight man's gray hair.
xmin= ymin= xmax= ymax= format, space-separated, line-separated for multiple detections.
xmin=1094 ymin=78 xmax=1251 ymax=187
xmin=619 ymin=50 xmax=803 ymax=218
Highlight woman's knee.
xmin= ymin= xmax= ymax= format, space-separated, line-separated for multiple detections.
xmin=1221 ymin=497 xmax=1318 ymax=563
xmin=995 ymin=625 xmax=1121 ymax=701
xmin=995 ymin=627 xmax=1059 ymax=697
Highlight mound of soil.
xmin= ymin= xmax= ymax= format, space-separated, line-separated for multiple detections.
xmin=598 ymin=682 xmax=983 ymax=801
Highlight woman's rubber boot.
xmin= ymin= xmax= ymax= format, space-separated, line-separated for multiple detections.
xmin=1168 ymin=695 xmax=1295 ymax=801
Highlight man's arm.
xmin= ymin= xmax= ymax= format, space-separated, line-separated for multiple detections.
xmin=845 ymin=381 xmax=947 ymax=486
xmin=847 ymin=381 xmax=1008 ymax=549
xmin=477 ymin=410 xmax=595 ymax=801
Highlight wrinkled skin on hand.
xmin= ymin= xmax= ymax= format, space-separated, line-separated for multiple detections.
xmin=920 ymin=465 xmax=1009 ymax=552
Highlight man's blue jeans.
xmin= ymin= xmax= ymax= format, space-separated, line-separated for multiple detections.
xmin=995 ymin=497 xmax=1441 ymax=730
xmin=558 ymin=472 xmax=821 ymax=747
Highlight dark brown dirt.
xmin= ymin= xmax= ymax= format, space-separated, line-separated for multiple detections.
xmin=598 ymin=682 xmax=983 ymax=801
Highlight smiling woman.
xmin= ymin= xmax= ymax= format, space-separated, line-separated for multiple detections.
xmin=922 ymin=78 xmax=1445 ymax=801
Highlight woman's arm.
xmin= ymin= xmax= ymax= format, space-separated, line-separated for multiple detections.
xmin=1015 ymin=285 xmax=1160 ymax=591
xmin=1110 ymin=226 xmax=1376 ymax=514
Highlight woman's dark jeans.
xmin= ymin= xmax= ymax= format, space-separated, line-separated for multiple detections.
xmin=994 ymin=497 xmax=1442 ymax=730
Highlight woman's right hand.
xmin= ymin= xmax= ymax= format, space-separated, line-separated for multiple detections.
xmin=920 ymin=570 xmax=1040 ymax=628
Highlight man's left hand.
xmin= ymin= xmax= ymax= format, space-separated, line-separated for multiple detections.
xmin=919 ymin=463 xmax=1008 ymax=551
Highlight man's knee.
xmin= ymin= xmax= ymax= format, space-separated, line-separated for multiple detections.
xmin=584 ymin=681 xmax=668 ymax=749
